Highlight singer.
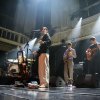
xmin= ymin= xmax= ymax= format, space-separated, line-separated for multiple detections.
xmin=33 ymin=27 xmax=51 ymax=88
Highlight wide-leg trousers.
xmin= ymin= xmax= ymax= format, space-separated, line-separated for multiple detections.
xmin=64 ymin=61 xmax=74 ymax=84
xmin=38 ymin=53 xmax=49 ymax=85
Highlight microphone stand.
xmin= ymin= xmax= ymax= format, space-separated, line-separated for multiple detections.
xmin=24 ymin=41 xmax=29 ymax=66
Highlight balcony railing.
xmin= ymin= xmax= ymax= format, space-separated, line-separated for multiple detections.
xmin=71 ymin=1 xmax=100 ymax=20
xmin=0 ymin=27 xmax=29 ymax=45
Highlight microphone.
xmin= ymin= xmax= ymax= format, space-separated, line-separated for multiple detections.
xmin=24 ymin=41 xmax=29 ymax=48
xmin=32 ymin=29 xmax=41 ymax=32
xmin=29 ymin=49 xmax=32 ymax=52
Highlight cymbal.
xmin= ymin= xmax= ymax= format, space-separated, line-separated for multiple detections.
xmin=7 ymin=59 xmax=35 ymax=63
xmin=27 ymin=59 xmax=35 ymax=62
xmin=7 ymin=59 xmax=18 ymax=63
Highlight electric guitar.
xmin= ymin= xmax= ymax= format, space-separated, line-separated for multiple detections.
xmin=63 ymin=49 xmax=74 ymax=62
xmin=86 ymin=47 xmax=99 ymax=61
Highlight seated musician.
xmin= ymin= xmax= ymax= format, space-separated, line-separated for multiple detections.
xmin=17 ymin=46 xmax=27 ymax=83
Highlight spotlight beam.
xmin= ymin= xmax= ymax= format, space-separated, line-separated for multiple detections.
xmin=69 ymin=18 xmax=82 ymax=40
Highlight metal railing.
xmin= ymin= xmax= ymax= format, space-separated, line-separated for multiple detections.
xmin=0 ymin=27 xmax=29 ymax=45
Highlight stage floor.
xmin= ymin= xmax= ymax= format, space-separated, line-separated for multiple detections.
xmin=0 ymin=85 xmax=100 ymax=100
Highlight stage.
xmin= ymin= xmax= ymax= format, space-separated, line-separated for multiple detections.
xmin=0 ymin=85 xmax=100 ymax=100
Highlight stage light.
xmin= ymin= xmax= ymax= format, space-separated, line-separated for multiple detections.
xmin=91 ymin=16 xmax=100 ymax=35
xmin=69 ymin=17 xmax=82 ymax=40
xmin=7 ymin=38 xmax=38 ymax=60
xmin=80 ymin=17 xmax=82 ymax=20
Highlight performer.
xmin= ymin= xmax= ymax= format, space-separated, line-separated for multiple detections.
xmin=33 ymin=27 xmax=51 ymax=88
xmin=85 ymin=36 xmax=100 ymax=74
xmin=63 ymin=42 xmax=76 ymax=86
xmin=17 ymin=46 xmax=27 ymax=83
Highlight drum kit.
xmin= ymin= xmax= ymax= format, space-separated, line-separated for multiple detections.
xmin=7 ymin=58 xmax=34 ymax=76
xmin=6 ymin=37 xmax=39 ymax=79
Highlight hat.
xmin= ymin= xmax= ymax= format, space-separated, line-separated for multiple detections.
xmin=90 ymin=36 xmax=96 ymax=41
xmin=67 ymin=42 xmax=72 ymax=46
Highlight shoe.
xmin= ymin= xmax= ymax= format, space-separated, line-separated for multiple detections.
xmin=68 ymin=84 xmax=72 ymax=87
xmin=28 ymin=83 xmax=39 ymax=89
xmin=68 ymin=84 xmax=76 ymax=88
xmin=39 ymin=84 xmax=49 ymax=88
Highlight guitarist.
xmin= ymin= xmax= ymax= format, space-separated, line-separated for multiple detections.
xmin=86 ymin=36 xmax=100 ymax=74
